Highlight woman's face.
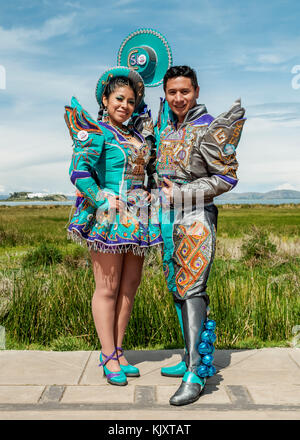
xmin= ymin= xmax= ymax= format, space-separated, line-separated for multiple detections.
xmin=102 ymin=85 xmax=136 ymax=127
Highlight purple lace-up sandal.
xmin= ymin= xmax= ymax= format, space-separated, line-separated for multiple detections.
xmin=99 ymin=349 xmax=128 ymax=386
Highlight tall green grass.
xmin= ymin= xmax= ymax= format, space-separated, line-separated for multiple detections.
xmin=0 ymin=205 xmax=70 ymax=247
xmin=0 ymin=205 xmax=299 ymax=350
xmin=208 ymin=260 xmax=298 ymax=347
xmin=217 ymin=204 xmax=300 ymax=237
xmin=1 ymin=204 xmax=300 ymax=244
xmin=1 ymin=253 xmax=299 ymax=350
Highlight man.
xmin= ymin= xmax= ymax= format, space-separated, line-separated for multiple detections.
xmin=153 ymin=65 xmax=246 ymax=405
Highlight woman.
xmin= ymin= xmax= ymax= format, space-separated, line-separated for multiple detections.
xmin=64 ymin=67 xmax=162 ymax=386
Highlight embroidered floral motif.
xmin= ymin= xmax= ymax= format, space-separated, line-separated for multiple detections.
xmin=156 ymin=125 xmax=198 ymax=177
xmin=124 ymin=143 xmax=150 ymax=184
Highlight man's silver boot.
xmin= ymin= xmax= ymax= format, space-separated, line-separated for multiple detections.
xmin=169 ymin=296 xmax=207 ymax=406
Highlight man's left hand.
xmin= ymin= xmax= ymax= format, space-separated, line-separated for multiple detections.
xmin=162 ymin=177 xmax=174 ymax=202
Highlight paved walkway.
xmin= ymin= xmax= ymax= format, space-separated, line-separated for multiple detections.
xmin=0 ymin=348 xmax=299 ymax=420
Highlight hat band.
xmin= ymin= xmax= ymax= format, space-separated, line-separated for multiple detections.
xmin=127 ymin=46 xmax=157 ymax=80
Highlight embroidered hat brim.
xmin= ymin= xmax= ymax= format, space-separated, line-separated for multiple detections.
xmin=95 ymin=66 xmax=145 ymax=110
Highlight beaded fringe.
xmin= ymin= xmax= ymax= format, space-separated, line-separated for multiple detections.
xmin=67 ymin=230 xmax=158 ymax=257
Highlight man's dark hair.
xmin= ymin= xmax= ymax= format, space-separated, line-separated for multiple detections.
xmin=163 ymin=65 xmax=198 ymax=91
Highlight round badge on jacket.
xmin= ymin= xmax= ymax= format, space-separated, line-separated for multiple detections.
xmin=117 ymin=28 xmax=173 ymax=87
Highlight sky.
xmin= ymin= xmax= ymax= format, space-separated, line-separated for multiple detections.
xmin=0 ymin=0 xmax=300 ymax=195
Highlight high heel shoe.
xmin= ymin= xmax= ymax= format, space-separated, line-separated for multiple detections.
xmin=116 ymin=346 xmax=140 ymax=377
xmin=99 ymin=350 xmax=128 ymax=386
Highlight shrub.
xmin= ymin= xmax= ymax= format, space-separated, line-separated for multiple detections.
xmin=241 ymin=226 xmax=277 ymax=262
xmin=63 ymin=245 xmax=89 ymax=268
xmin=22 ymin=243 xmax=63 ymax=267
xmin=0 ymin=226 xmax=20 ymax=247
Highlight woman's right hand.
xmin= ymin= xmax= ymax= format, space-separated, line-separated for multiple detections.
xmin=106 ymin=194 xmax=125 ymax=212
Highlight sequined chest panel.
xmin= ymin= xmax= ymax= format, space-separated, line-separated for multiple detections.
xmin=99 ymin=122 xmax=151 ymax=189
xmin=125 ymin=142 xmax=151 ymax=185
xmin=156 ymin=124 xmax=198 ymax=179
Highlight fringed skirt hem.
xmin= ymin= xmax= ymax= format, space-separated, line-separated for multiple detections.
xmin=67 ymin=230 xmax=161 ymax=257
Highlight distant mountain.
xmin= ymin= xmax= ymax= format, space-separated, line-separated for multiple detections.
xmin=1 ymin=190 xmax=300 ymax=202
xmin=217 ymin=190 xmax=300 ymax=200
xmin=2 ymin=192 xmax=69 ymax=201
xmin=0 ymin=193 xmax=75 ymax=201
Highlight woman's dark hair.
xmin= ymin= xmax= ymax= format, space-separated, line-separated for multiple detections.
xmin=97 ymin=76 xmax=137 ymax=121
xmin=163 ymin=65 xmax=198 ymax=91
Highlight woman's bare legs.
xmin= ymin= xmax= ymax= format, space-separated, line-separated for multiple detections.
xmin=90 ymin=250 xmax=124 ymax=372
xmin=114 ymin=251 xmax=144 ymax=365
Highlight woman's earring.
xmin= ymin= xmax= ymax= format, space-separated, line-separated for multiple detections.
xmin=103 ymin=106 xmax=109 ymax=123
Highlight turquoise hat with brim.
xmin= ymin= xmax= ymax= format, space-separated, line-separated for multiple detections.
xmin=117 ymin=28 xmax=173 ymax=87
xmin=95 ymin=66 xmax=145 ymax=110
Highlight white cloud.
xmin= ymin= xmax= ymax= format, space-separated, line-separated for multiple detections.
xmin=0 ymin=57 xmax=109 ymax=119
xmin=231 ymin=35 xmax=300 ymax=73
xmin=244 ymin=65 xmax=288 ymax=73
xmin=257 ymin=54 xmax=284 ymax=65
xmin=276 ymin=183 xmax=298 ymax=191
xmin=246 ymin=103 xmax=300 ymax=125
xmin=64 ymin=1 xmax=84 ymax=9
xmin=113 ymin=0 xmax=137 ymax=5
xmin=236 ymin=115 xmax=300 ymax=192
xmin=175 ymin=4 xmax=236 ymax=35
xmin=28 ymin=13 xmax=77 ymax=41
xmin=0 ymin=13 xmax=77 ymax=53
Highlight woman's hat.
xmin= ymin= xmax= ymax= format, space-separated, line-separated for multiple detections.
xmin=117 ymin=28 xmax=173 ymax=87
xmin=95 ymin=66 xmax=145 ymax=110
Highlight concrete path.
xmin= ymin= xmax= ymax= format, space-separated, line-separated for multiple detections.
xmin=0 ymin=348 xmax=299 ymax=420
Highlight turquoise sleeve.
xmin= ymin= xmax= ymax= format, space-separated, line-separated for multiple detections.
xmin=65 ymin=97 xmax=110 ymax=211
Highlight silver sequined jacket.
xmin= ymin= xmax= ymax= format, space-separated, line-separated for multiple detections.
xmin=152 ymin=98 xmax=246 ymax=205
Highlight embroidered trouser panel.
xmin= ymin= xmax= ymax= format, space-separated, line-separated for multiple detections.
xmin=160 ymin=204 xmax=218 ymax=302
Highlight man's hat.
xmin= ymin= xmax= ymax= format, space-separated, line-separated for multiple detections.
xmin=95 ymin=66 xmax=145 ymax=110
xmin=117 ymin=28 xmax=173 ymax=87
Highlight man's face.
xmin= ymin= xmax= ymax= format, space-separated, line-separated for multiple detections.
xmin=165 ymin=76 xmax=199 ymax=123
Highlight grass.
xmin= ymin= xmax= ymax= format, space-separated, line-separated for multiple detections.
xmin=0 ymin=204 xmax=299 ymax=351
xmin=217 ymin=204 xmax=300 ymax=237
